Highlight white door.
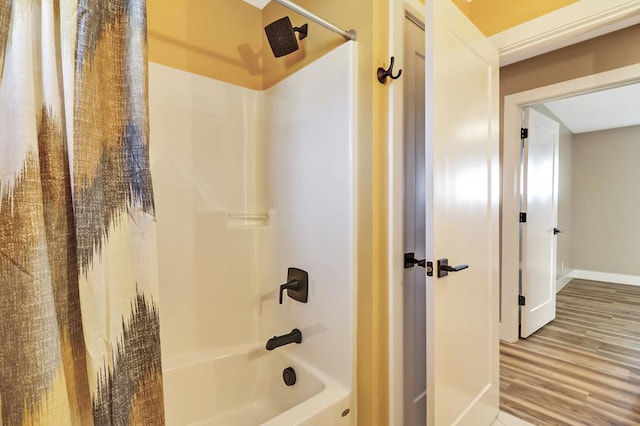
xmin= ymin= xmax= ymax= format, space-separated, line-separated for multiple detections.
xmin=403 ymin=14 xmax=426 ymax=426
xmin=520 ymin=108 xmax=560 ymax=338
xmin=426 ymin=1 xmax=499 ymax=424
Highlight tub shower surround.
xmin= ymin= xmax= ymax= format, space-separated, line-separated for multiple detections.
xmin=150 ymin=43 xmax=356 ymax=425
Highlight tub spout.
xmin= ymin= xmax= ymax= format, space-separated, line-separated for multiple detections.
xmin=266 ymin=328 xmax=302 ymax=351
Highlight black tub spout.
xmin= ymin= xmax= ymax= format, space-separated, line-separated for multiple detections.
xmin=266 ymin=328 xmax=302 ymax=351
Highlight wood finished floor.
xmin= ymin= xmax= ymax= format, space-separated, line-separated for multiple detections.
xmin=500 ymin=279 xmax=640 ymax=425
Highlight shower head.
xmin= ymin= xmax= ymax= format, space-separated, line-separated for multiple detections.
xmin=265 ymin=16 xmax=308 ymax=58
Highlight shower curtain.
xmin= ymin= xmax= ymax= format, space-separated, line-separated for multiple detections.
xmin=0 ymin=1 xmax=164 ymax=425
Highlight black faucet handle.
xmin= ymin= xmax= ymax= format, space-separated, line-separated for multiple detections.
xmin=278 ymin=268 xmax=309 ymax=305
xmin=279 ymin=280 xmax=300 ymax=304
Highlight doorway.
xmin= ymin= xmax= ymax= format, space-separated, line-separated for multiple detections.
xmin=500 ymin=67 xmax=640 ymax=423
xmin=517 ymin=85 xmax=640 ymax=340
xmin=501 ymin=63 xmax=640 ymax=343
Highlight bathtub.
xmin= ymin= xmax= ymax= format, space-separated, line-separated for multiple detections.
xmin=162 ymin=344 xmax=353 ymax=425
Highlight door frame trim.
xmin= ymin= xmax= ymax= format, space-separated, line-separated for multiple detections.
xmin=491 ymin=0 xmax=640 ymax=66
xmin=388 ymin=2 xmax=425 ymax=425
xmin=501 ymin=62 xmax=640 ymax=342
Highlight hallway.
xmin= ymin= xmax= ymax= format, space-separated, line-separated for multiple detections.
xmin=500 ymin=279 xmax=640 ymax=424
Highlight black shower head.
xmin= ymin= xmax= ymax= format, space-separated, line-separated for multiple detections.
xmin=265 ymin=16 xmax=308 ymax=58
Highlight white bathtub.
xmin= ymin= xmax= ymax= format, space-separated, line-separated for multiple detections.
xmin=162 ymin=344 xmax=353 ymax=425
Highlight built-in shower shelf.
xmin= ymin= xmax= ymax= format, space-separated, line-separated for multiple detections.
xmin=227 ymin=213 xmax=270 ymax=228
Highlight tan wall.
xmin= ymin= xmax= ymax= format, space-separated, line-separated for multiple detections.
xmin=572 ymin=125 xmax=640 ymax=276
xmin=501 ymin=24 xmax=640 ymax=101
xmin=556 ymin=119 xmax=574 ymax=279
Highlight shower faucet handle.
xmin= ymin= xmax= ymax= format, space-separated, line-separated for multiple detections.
xmin=279 ymin=268 xmax=308 ymax=304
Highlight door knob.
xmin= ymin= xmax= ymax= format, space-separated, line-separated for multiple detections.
xmin=437 ymin=258 xmax=469 ymax=278
xmin=553 ymin=228 xmax=563 ymax=235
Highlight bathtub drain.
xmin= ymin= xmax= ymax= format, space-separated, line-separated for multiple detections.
xmin=283 ymin=367 xmax=297 ymax=386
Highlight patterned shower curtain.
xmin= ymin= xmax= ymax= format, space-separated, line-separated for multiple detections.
xmin=0 ymin=1 xmax=164 ymax=424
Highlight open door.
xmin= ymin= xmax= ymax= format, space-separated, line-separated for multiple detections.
xmin=520 ymin=108 xmax=560 ymax=338
xmin=426 ymin=1 xmax=499 ymax=424
xmin=403 ymin=14 xmax=427 ymax=426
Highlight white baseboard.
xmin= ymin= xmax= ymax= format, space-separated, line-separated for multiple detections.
xmin=568 ymin=269 xmax=640 ymax=287
xmin=556 ymin=272 xmax=574 ymax=293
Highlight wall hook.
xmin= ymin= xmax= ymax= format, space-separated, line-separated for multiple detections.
xmin=377 ymin=56 xmax=402 ymax=84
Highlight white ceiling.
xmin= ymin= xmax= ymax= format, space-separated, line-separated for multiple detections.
xmin=244 ymin=0 xmax=271 ymax=9
xmin=242 ymin=0 xmax=269 ymax=9
xmin=543 ymin=83 xmax=640 ymax=134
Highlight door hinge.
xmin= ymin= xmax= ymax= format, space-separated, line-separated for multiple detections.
xmin=519 ymin=212 xmax=527 ymax=223
xmin=521 ymin=127 xmax=528 ymax=139
xmin=518 ymin=295 xmax=526 ymax=306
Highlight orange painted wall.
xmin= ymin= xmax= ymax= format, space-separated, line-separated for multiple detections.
xmin=147 ymin=1 xmax=582 ymax=89
xmin=451 ymin=0 xmax=471 ymax=18
xmin=147 ymin=0 xmax=263 ymax=90
xmin=469 ymin=0 xmax=579 ymax=36
xmin=261 ymin=2 xmax=352 ymax=88
xmin=421 ymin=0 xmax=576 ymax=36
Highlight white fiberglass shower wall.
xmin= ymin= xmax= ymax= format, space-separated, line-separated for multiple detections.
xmin=150 ymin=43 xmax=357 ymax=425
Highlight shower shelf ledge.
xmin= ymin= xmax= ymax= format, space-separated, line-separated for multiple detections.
xmin=227 ymin=213 xmax=270 ymax=228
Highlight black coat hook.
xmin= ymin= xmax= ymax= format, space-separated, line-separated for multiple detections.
xmin=377 ymin=56 xmax=402 ymax=84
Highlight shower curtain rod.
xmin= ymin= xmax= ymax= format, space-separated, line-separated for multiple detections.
xmin=273 ymin=0 xmax=357 ymax=41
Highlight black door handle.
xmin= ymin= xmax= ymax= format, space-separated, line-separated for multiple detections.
xmin=554 ymin=228 xmax=563 ymax=235
xmin=437 ymin=258 xmax=469 ymax=278
xmin=404 ymin=252 xmax=426 ymax=269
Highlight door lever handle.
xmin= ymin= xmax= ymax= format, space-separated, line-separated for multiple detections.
xmin=553 ymin=228 xmax=563 ymax=235
xmin=404 ymin=252 xmax=426 ymax=269
xmin=437 ymin=258 xmax=469 ymax=278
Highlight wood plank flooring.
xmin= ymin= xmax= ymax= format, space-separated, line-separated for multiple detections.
xmin=500 ymin=279 xmax=640 ymax=425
